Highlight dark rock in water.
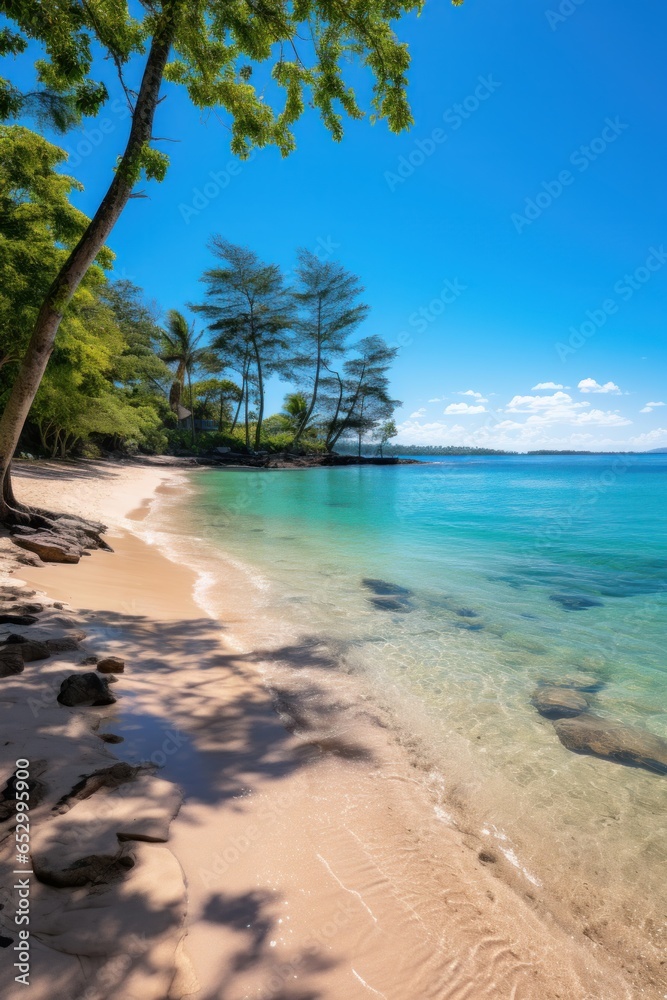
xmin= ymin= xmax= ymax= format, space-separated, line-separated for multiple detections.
xmin=554 ymin=715 xmax=667 ymax=775
xmin=97 ymin=655 xmax=125 ymax=673
xmin=2 ymin=633 xmax=29 ymax=644
xmin=0 ymin=614 xmax=38 ymax=626
xmin=362 ymin=578 xmax=412 ymax=597
xmin=369 ymin=595 xmax=412 ymax=613
xmin=549 ymin=594 xmax=603 ymax=611
xmin=57 ymin=672 xmax=116 ymax=707
xmin=456 ymin=608 xmax=479 ymax=618
xmin=0 ymin=648 xmax=24 ymax=677
xmin=80 ymin=654 xmax=98 ymax=665
xmin=543 ymin=674 xmax=604 ymax=693
xmin=532 ymin=686 xmax=588 ymax=719
xmin=455 ymin=622 xmax=484 ymax=631
xmin=98 ymin=733 xmax=124 ymax=744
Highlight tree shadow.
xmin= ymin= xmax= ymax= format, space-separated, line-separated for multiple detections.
xmin=1 ymin=607 xmax=376 ymax=998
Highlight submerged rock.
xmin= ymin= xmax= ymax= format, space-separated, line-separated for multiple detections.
xmin=362 ymin=578 xmax=412 ymax=597
xmin=542 ymin=674 xmax=604 ymax=693
xmin=57 ymin=672 xmax=116 ymax=707
xmin=369 ymin=595 xmax=412 ymax=613
xmin=532 ymin=686 xmax=588 ymax=719
xmin=549 ymin=594 xmax=603 ymax=611
xmin=554 ymin=715 xmax=667 ymax=775
xmin=456 ymin=608 xmax=479 ymax=618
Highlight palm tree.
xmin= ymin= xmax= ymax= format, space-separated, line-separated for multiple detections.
xmin=159 ymin=309 xmax=209 ymax=444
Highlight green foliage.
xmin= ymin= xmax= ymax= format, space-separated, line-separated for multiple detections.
xmin=0 ymin=125 xmax=112 ymax=371
xmin=1 ymin=0 xmax=464 ymax=157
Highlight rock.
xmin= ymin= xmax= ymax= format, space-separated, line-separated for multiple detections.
xmin=11 ymin=533 xmax=81 ymax=564
xmin=80 ymin=654 xmax=98 ymax=665
xmin=0 ymin=768 xmax=47 ymax=822
xmin=97 ymin=655 xmax=125 ymax=673
xmin=362 ymin=578 xmax=412 ymax=597
xmin=0 ymin=647 xmax=24 ymax=677
xmin=0 ymin=613 xmax=38 ymax=626
xmin=32 ymin=775 xmax=183 ymax=888
xmin=369 ymin=595 xmax=412 ymax=613
xmin=56 ymin=763 xmax=139 ymax=809
xmin=456 ymin=607 xmax=479 ymax=618
xmin=57 ymin=672 xmax=116 ymax=707
xmin=554 ymin=715 xmax=667 ymax=775
xmin=549 ymin=594 xmax=603 ymax=611
xmin=541 ymin=674 xmax=603 ymax=693
xmin=14 ymin=639 xmax=51 ymax=662
xmin=532 ymin=686 xmax=588 ymax=719
xmin=99 ymin=733 xmax=124 ymax=744
xmin=1 ymin=602 xmax=44 ymax=614
xmin=1 ymin=633 xmax=29 ymax=644
xmin=45 ymin=636 xmax=82 ymax=653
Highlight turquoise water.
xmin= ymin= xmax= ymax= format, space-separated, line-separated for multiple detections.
xmin=149 ymin=454 xmax=667 ymax=962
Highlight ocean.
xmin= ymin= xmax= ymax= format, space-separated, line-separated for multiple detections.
xmin=144 ymin=453 xmax=667 ymax=967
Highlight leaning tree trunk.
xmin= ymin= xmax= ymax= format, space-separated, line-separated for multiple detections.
xmin=0 ymin=8 xmax=179 ymax=523
xmin=252 ymin=343 xmax=265 ymax=451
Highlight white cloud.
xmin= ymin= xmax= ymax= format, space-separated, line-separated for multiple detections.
xmin=505 ymin=391 xmax=585 ymax=413
xmin=628 ymin=428 xmax=667 ymax=449
xmin=409 ymin=408 xmax=426 ymax=419
xmin=640 ymin=401 xmax=666 ymax=413
xmin=444 ymin=402 xmax=487 ymax=415
xmin=458 ymin=390 xmax=488 ymax=401
xmin=578 ymin=378 xmax=622 ymax=394
xmin=531 ymin=381 xmax=565 ymax=390
xmin=428 ymin=397 xmax=443 ymax=403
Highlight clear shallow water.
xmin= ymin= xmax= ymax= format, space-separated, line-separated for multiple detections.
xmin=148 ymin=454 xmax=667 ymax=970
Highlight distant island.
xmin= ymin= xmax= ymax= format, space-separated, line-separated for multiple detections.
xmin=335 ymin=444 xmax=662 ymax=457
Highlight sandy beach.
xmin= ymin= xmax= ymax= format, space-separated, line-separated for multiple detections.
xmin=0 ymin=460 xmax=652 ymax=999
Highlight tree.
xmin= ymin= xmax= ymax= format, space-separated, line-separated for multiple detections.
xmin=195 ymin=239 xmax=292 ymax=450
xmin=377 ymin=418 xmax=398 ymax=457
xmin=291 ymin=251 xmax=368 ymax=447
xmin=324 ymin=336 xmax=400 ymax=452
xmin=188 ymin=377 xmax=242 ymax=431
xmin=158 ymin=310 xmax=210 ymax=444
xmin=0 ymin=0 xmax=461 ymax=520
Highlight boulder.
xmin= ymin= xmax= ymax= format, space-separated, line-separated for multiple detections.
xmin=0 ymin=613 xmax=38 ymax=626
xmin=362 ymin=578 xmax=412 ymax=597
xmin=45 ymin=636 xmax=82 ymax=653
xmin=57 ymin=672 xmax=116 ymax=707
xmin=1 ymin=633 xmax=29 ymax=644
xmin=532 ymin=686 xmax=588 ymax=719
xmin=554 ymin=715 xmax=667 ymax=775
xmin=15 ymin=639 xmax=51 ymax=662
xmin=11 ymin=532 xmax=80 ymax=564
xmin=0 ymin=647 xmax=24 ymax=677
xmin=456 ymin=607 xmax=479 ymax=618
xmin=97 ymin=655 xmax=125 ymax=674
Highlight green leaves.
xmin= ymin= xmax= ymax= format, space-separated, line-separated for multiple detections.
xmin=3 ymin=0 xmax=463 ymax=164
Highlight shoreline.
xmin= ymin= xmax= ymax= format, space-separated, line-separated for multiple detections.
xmin=0 ymin=460 xmax=654 ymax=999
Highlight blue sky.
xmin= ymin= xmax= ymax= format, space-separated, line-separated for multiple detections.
xmin=5 ymin=0 xmax=666 ymax=450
